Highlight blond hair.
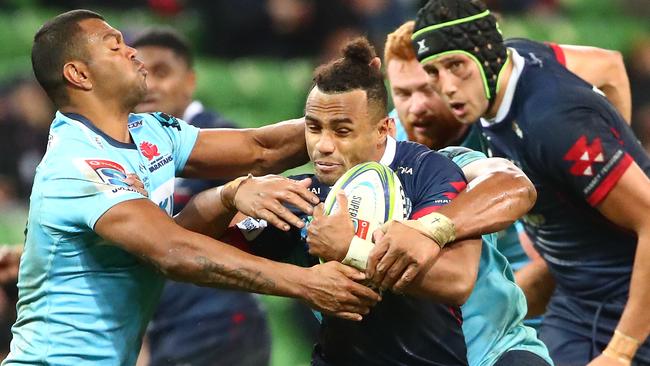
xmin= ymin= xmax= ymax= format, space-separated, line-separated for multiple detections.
xmin=384 ymin=21 xmax=417 ymax=64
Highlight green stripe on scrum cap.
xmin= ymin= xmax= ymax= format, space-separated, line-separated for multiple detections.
xmin=411 ymin=10 xmax=491 ymax=40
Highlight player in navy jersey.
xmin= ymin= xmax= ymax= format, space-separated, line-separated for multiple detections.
xmin=384 ymin=20 xmax=634 ymax=326
xmin=412 ymin=0 xmax=650 ymax=365
xmin=225 ymin=37 xmax=552 ymax=366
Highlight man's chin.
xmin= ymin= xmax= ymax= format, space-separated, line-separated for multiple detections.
xmin=314 ymin=171 xmax=341 ymax=186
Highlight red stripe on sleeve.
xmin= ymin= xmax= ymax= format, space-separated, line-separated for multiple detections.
xmin=546 ymin=42 xmax=566 ymax=66
xmin=412 ymin=205 xmax=442 ymax=219
xmin=587 ymin=153 xmax=633 ymax=206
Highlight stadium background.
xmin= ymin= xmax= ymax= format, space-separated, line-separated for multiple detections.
xmin=0 ymin=0 xmax=648 ymax=364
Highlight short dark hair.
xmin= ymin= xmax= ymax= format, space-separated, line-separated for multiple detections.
xmin=130 ymin=28 xmax=193 ymax=67
xmin=31 ymin=9 xmax=104 ymax=107
xmin=312 ymin=37 xmax=388 ymax=118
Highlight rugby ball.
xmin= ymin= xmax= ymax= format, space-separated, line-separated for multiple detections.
xmin=323 ymin=162 xmax=406 ymax=241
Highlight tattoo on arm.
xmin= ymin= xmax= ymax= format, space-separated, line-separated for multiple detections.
xmin=195 ymin=255 xmax=277 ymax=293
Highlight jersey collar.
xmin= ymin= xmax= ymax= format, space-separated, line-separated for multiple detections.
xmin=379 ymin=136 xmax=397 ymax=166
xmin=59 ymin=111 xmax=137 ymax=149
xmin=480 ymin=48 xmax=525 ymax=127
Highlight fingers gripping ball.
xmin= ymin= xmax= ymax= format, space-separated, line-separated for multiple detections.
xmin=323 ymin=162 xmax=406 ymax=270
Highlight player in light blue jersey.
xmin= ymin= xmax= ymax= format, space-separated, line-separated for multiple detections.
xmin=3 ymin=10 xmax=382 ymax=365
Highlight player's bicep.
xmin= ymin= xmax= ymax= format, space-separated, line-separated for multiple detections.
xmin=595 ymin=162 xmax=650 ymax=232
xmin=560 ymin=45 xmax=619 ymax=89
xmin=95 ymin=199 xmax=183 ymax=263
xmin=183 ymin=128 xmax=260 ymax=179
xmin=461 ymin=157 xmax=520 ymax=183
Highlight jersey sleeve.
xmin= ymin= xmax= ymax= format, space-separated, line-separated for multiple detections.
xmin=528 ymin=107 xmax=633 ymax=207
xmin=437 ymin=146 xmax=487 ymax=169
xmin=39 ymin=144 xmax=146 ymax=232
xmin=147 ymin=112 xmax=200 ymax=174
xmin=409 ymin=150 xmax=468 ymax=219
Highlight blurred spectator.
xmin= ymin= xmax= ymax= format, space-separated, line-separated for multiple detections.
xmin=194 ymin=0 xmax=360 ymax=58
xmin=348 ymin=0 xmax=410 ymax=56
xmin=131 ymin=28 xmax=271 ymax=366
xmin=0 ymin=78 xmax=53 ymax=201
xmin=483 ymin=0 xmax=558 ymax=14
xmin=0 ymin=246 xmax=21 ymax=359
xmin=629 ymin=37 xmax=650 ymax=153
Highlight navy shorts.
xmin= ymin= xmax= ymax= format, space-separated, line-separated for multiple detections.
xmin=494 ymin=350 xmax=551 ymax=366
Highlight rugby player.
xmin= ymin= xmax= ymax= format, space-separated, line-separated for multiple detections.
xmin=383 ymin=18 xmax=635 ymax=327
xmin=2 ymin=10 xmax=381 ymax=365
xmin=229 ymin=37 xmax=550 ymax=365
xmin=411 ymin=0 xmax=650 ymax=364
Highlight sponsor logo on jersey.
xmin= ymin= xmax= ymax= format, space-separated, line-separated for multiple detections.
xmin=140 ymin=141 xmax=160 ymax=161
xmin=398 ymin=166 xmax=413 ymax=175
xmin=128 ymin=120 xmax=143 ymax=129
xmin=148 ymin=155 xmax=173 ymax=173
xmin=86 ymin=159 xmax=129 ymax=186
xmin=563 ymin=135 xmax=605 ymax=176
xmin=83 ymin=159 xmax=141 ymax=195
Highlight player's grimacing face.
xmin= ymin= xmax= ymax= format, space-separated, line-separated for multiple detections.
xmin=134 ymin=46 xmax=194 ymax=116
xmin=387 ymin=58 xmax=461 ymax=147
xmin=305 ymin=87 xmax=382 ymax=186
xmin=78 ymin=18 xmax=147 ymax=106
xmin=422 ymin=53 xmax=488 ymax=124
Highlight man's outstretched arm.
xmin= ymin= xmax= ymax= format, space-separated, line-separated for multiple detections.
xmin=365 ymin=156 xmax=536 ymax=290
xmin=95 ymin=198 xmax=380 ymax=321
xmin=436 ymin=157 xmax=536 ymax=239
xmin=588 ymin=163 xmax=650 ymax=365
xmin=182 ymin=118 xmax=309 ymax=179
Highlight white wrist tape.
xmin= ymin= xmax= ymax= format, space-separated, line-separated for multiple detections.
xmin=342 ymin=236 xmax=374 ymax=271
xmin=401 ymin=212 xmax=455 ymax=248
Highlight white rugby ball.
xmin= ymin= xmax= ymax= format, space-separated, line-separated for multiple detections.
xmin=323 ymin=162 xmax=406 ymax=241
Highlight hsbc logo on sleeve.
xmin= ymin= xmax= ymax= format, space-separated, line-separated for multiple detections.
xmin=563 ymin=135 xmax=605 ymax=176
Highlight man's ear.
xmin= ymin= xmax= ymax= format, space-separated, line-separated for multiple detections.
xmin=377 ymin=116 xmax=391 ymax=138
xmin=369 ymin=56 xmax=382 ymax=71
xmin=63 ymin=61 xmax=92 ymax=91
xmin=385 ymin=117 xmax=397 ymax=138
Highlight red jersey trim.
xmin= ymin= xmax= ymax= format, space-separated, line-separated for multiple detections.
xmin=546 ymin=42 xmax=566 ymax=66
xmin=412 ymin=205 xmax=442 ymax=219
xmin=587 ymin=153 xmax=633 ymax=206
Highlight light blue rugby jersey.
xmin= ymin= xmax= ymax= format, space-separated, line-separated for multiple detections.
xmin=3 ymin=111 xmax=199 ymax=365
xmin=436 ymin=146 xmax=552 ymax=366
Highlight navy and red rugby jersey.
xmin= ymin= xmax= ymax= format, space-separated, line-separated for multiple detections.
xmin=479 ymin=39 xmax=650 ymax=360
xmin=237 ymin=138 xmax=469 ymax=366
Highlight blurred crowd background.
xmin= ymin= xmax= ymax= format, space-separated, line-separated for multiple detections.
xmin=0 ymin=0 xmax=648 ymax=365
